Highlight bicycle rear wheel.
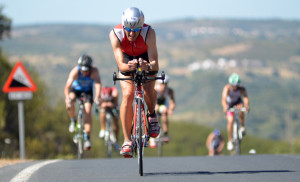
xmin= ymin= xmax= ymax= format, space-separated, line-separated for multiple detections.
xmin=137 ymin=98 xmax=143 ymax=176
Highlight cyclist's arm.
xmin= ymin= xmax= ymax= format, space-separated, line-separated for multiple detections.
xmin=241 ymin=87 xmax=250 ymax=110
xmin=206 ymin=133 xmax=214 ymax=149
xmin=221 ymin=85 xmax=229 ymax=112
xmin=92 ymin=67 xmax=102 ymax=103
xmin=168 ymin=88 xmax=176 ymax=114
xmin=218 ymin=136 xmax=225 ymax=152
xmin=145 ymin=27 xmax=159 ymax=72
xmin=109 ymin=30 xmax=137 ymax=72
xmin=64 ymin=67 xmax=77 ymax=99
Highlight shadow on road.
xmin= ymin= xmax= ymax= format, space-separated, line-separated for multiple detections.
xmin=145 ymin=170 xmax=294 ymax=176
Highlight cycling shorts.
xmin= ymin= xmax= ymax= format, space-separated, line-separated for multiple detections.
xmin=70 ymin=88 xmax=93 ymax=103
xmin=227 ymin=98 xmax=243 ymax=117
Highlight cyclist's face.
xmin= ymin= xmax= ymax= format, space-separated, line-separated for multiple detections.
xmin=124 ymin=29 xmax=140 ymax=42
xmin=231 ymin=85 xmax=238 ymax=90
xmin=81 ymin=70 xmax=90 ymax=76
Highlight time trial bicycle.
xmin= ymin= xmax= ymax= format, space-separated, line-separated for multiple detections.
xmin=113 ymin=67 xmax=165 ymax=176
xmin=228 ymin=106 xmax=247 ymax=155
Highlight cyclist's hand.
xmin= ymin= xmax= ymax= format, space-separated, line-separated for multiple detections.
xmin=128 ymin=59 xmax=138 ymax=71
xmin=246 ymin=106 xmax=250 ymax=113
xmin=94 ymin=97 xmax=101 ymax=106
xmin=138 ymin=58 xmax=148 ymax=71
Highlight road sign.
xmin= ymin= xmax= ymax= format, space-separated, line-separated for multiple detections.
xmin=8 ymin=91 xmax=33 ymax=100
xmin=2 ymin=61 xmax=37 ymax=93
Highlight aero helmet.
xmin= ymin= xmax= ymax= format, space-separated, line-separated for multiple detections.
xmin=122 ymin=7 xmax=144 ymax=29
xmin=228 ymin=73 xmax=241 ymax=86
xmin=78 ymin=54 xmax=93 ymax=71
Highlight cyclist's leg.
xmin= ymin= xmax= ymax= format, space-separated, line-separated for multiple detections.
xmin=144 ymin=78 xmax=160 ymax=137
xmin=112 ymin=109 xmax=119 ymax=142
xmin=67 ymin=90 xmax=79 ymax=133
xmin=159 ymin=105 xmax=168 ymax=133
xmin=99 ymin=105 xmax=106 ymax=138
xmin=226 ymin=112 xmax=234 ymax=141
xmin=119 ymin=74 xmax=135 ymax=142
xmin=143 ymin=77 xmax=157 ymax=115
xmin=84 ymin=102 xmax=92 ymax=136
xmin=67 ymin=93 xmax=77 ymax=116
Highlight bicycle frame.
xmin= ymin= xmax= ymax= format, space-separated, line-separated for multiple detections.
xmin=113 ymin=68 xmax=165 ymax=176
xmin=228 ymin=107 xmax=247 ymax=155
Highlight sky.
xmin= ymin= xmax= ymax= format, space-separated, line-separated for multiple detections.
xmin=1 ymin=0 xmax=300 ymax=26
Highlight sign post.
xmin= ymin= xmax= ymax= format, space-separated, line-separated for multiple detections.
xmin=2 ymin=61 xmax=37 ymax=159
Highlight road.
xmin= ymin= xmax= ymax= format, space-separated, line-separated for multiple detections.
xmin=1 ymin=155 xmax=299 ymax=182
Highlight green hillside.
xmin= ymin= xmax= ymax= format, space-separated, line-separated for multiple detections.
xmin=1 ymin=19 xmax=300 ymax=143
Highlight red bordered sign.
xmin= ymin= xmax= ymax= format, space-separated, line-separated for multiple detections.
xmin=2 ymin=61 xmax=37 ymax=93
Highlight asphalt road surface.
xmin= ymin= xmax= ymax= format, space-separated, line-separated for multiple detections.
xmin=1 ymin=154 xmax=299 ymax=182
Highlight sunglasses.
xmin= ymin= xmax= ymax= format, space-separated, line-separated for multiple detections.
xmin=123 ymin=27 xmax=141 ymax=33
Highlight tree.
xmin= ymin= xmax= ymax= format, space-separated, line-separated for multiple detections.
xmin=0 ymin=6 xmax=12 ymax=41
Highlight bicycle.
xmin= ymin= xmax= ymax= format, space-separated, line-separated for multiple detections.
xmin=228 ymin=106 xmax=247 ymax=155
xmin=69 ymin=93 xmax=88 ymax=159
xmin=113 ymin=67 xmax=165 ymax=176
xmin=101 ymin=107 xmax=118 ymax=158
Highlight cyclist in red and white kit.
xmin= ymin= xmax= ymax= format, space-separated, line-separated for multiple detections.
xmin=109 ymin=7 xmax=160 ymax=157
xmin=99 ymin=86 xmax=119 ymax=149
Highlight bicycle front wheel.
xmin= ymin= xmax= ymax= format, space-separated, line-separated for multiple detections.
xmin=137 ymin=98 xmax=143 ymax=176
xmin=106 ymin=113 xmax=113 ymax=158
xmin=233 ymin=122 xmax=241 ymax=155
xmin=77 ymin=111 xmax=84 ymax=159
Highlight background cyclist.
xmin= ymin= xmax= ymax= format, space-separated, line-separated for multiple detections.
xmin=206 ymin=129 xmax=225 ymax=156
xmin=221 ymin=72 xmax=250 ymax=151
xmin=109 ymin=7 xmax=160 ymax=157
xmin=150 ymin=75 xmax=175 ymax=148
xmin=99 ymin=86 xmax=119 ymax=149
xmin=64 ymin=54 xmax=102 ymax=151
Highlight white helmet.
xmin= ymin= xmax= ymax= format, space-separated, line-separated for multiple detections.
xmin=122 ymin=7 xmax=144 ymax=29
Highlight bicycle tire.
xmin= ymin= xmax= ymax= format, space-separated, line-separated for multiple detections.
xmin=77 ymin=106 xmax=85 ymax=159
xmin=137 ymin=98 xmax=143 ymax=176
xmin=77 ymin=118 xmax=84 ymax=159
xmin=106 ymin=112 xmax=113 ymax=158
xmin=233 ymin=122 xmax=240 ymax=155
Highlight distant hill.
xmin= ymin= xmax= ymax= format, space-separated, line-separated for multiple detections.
xmin=1 ymin=19 xmax=300 ymax=141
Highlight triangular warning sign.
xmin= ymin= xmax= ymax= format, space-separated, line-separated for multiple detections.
xmin=3 ymin=61 xmax=37 ymax=93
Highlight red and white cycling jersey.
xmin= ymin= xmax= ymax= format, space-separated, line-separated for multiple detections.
xmin=113 ymin=23 xmax=150 ymax=56
xmin=101 ymin=87 xmax=117 ymax=102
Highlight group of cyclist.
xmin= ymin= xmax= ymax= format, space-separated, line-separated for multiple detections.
xmin=64 ymin=7 xmax=249 ymax=157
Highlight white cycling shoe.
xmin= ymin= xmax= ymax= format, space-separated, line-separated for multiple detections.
xmin=99 ymin=130 xmax=105 ymax=138
xmin=69 ymin=121 xmax=75 ymax=133
xmin=227 ymin=141 xmax=234 ymax=151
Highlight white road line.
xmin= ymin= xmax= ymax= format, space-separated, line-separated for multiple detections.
xmin=10 ymin=159 xmax=61 ymax=182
